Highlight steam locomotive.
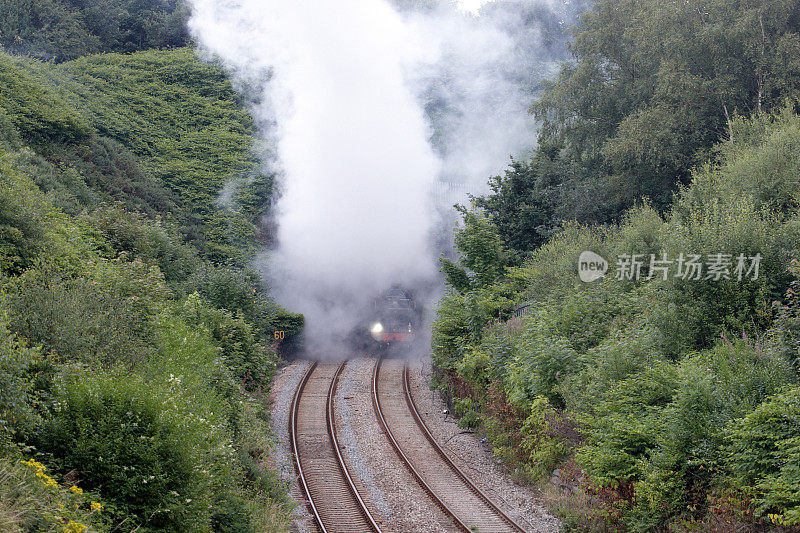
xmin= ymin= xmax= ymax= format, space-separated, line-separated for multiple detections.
xmin=360 ymin=285 xmax=422 ymax=350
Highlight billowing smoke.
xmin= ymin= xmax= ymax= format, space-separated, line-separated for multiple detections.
xmin=187 ymin=0 xmax=580 ymax=353
xmin=407 ymin=0 xmax=581 ymax=204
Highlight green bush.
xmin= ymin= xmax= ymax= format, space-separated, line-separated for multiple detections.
xmin=0 ymin=151 xmax=88 ymax=276
xmin=578 ymin=339 xmax=795 ymax=529
xmin=768 ymin=257 xmax=800 ymax=371
xmin=453 ymin=397 xmax=480 ymax=429
xmin=191 ymin=264 xmax=303 ymax=346
xmin=83 ymin=204 xmax=201 ymax=293
xmin=7 ymin=258 xmax=170 ymax=367
xmin=507 ymin=313 xmax=579 ymax=407
xmin=517 ymin=221 xmax=609 ymax=303
xmin=725 ymin=385 xmax=800 ymax=526
xmin=680 ymin=105 xmax=800 ymax=217
xmin=53 ymin=136 xmax=176 ymax=217
xmin=575 ymin=360 xmax=679 ymax=490
xmin=45 ymin=48 xmax=268 ymax=264
xmin=0 ymin=305 xmax=46 ymax=446
xmin=177 ymin=294 xmax=277 ymax=393
xmin=0 ymin=55 xmax=91 ymax=144
xmin=432 ymin=290 xmax=472 ymax=372
xmin=519 ymin=396 xmax=569 ymax=481
xmin=34 ymin=368 xmax=233 ymax=532
xmin=560 ymin=320 xmax=666 ymax=413
xmin=2 ymin=48 xmax=271 ymax=266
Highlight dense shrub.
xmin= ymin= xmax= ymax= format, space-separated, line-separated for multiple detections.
xmin=54 ymin=136 xmax=177 ymax=217
xmin=0 ymin=151 xmax=95 ymax=276
xmin=191 ymin=264 xmax=304 ymax=347
xmin=47 ymin=48 xmax=270 ymax=264
xmin=0 ymin=306 xmax=45 ymax=447
xmin=177 ymin=294 xmax=277 ymax=392
xmin=0 ymin=0 xmax=189 ymax=62
xmin=33 ymin=371 xmax=229 ymax=531
xmin=767 ymin=257 xmax=800 ymax=372
xmin=628 ymin=340 xmax=794 ymax=529
xmin=724 ymin=386 xmax=800 ymax=526
xmin=519 ymin=396 xmax=570 ymax=480
xmin=83 ymin=204 xmax=201 ymax=293
xmin=2 ymin=48 xmax=271 ymax=265
xmin=7 ymin=258 xmax=169 ymax=366
xmin=0 ymin=55 xmax=91 ymax=144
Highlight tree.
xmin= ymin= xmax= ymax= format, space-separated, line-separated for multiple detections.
xmin=472 ymin=157 xmax=554 ymax=260
xmin=531 ymin=0 xmax=800 ymax=218
xmin=441 ymin=205 xmax=509 ymax=293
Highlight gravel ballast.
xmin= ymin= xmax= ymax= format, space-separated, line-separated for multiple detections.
xmin=268 ymin=360 xmax=315 ymax=533
xmin=335 ymin=357 xmax=457 ymax=532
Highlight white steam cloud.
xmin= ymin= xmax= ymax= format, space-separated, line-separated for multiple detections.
xmin=187 ymin=0 xmax=578 ymax=352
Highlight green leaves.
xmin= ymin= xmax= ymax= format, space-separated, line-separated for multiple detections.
xmin=446 ymin=206 xmax=509 ymax=292
xmin=472 ymin=157 xmax=554 ymax=259
xmin=532 ymin=0 xmax=800 ymax=220
xmin=0 ymin=55 xmax=91 ymax=145
xmin=0 ymin=0 xmax=189 ymax=62
xmin=724 ymin=386 xmax=800 ymax=525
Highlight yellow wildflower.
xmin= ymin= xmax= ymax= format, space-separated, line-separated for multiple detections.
xmin=69 ymin=485 xmax=83 ymax=495
xmin=35 ymin=471 xmax=58 ymax=488
xmin=90 ymin=501 xmax=103 ymax=512
xmin=768 ymin=513 xmax=786 ymax=525
xmin=63 ymin=521 xmax=87 ymax=533
xmin=21 ymin=458 xmax=45 ymax=472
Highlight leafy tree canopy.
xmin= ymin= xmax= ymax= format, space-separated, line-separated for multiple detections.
xmin=0 ymin=0 xmax=190 ymax=62
xmin=519 ymin=0 xmax=800 ymax=231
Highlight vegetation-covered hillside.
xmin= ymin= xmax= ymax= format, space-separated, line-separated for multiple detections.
xmin=0 ymin=48 xmax=273 ymax=265
xmin=0 ymin=45 xmax=297 ymax=532
xmin=434 ymin=0 xmax=800 ymax=531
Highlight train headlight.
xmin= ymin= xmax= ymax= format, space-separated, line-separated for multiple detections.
xmin=370 ymin=322 xmax=384 ymax=341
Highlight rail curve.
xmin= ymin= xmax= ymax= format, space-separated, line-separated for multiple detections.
xmin=372 ymin=357 xmax=526 ymax=532
xmin=290 ymin=361 xmax=382 ymax=533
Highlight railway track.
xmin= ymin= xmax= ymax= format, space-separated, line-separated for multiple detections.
xmin=290 ymin=357 xmax=525 ymax=532
xmin=290 ymin=361 xmax=381 ymax=533
xmin=372 ymin=357 xmax=526 ymax=533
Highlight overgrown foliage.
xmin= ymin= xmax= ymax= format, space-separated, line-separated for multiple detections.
xmin=433 ymin=108 xmax=800 ymax=530
xmin=0 ymin=47 xmax=274 ymax=265
xmin=0 ymin=0 xmax=190 ymax=62
xmin=0 ymin=42 xmax=292 ymax=531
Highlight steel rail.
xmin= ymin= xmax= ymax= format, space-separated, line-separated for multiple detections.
xmin=403 ymin=363 xmax=526 ymax=532
xmin=290 ymin=361 xmax=381 ymax=533
xmin=371 ymin=357 xmax=472 ymax=532
xmin=328 ymin=361 xmax=382 ymax=532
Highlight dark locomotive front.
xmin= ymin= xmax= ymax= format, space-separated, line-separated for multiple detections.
xmin=367 ymin=286 xmax=422 ymax=348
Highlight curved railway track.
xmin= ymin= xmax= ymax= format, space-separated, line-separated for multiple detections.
xmin=290 ymin=357 xmax=526 ymax=532
xmin=372 ymin=357 xmax=526 ymax=533
xmin=290 ymin=361 xmax=382 ymax=533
